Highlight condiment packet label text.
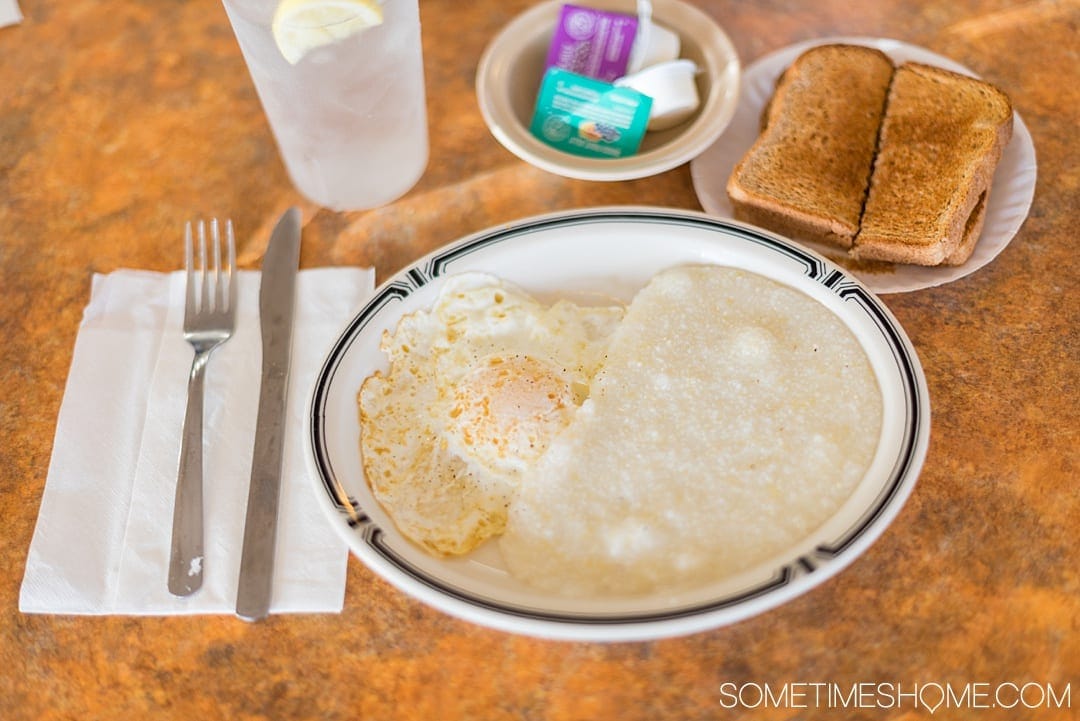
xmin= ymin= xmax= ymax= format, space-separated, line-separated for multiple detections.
xmin=530 ymin=68 xmax=652 ymax=159
xmin=544 ymin=4 xmax=638 ymax=82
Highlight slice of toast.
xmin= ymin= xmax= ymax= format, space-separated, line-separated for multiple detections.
xmin=851 ymin=62 xmax=1013 ymax=265
xmin=726 ymin=44 xmax=894 ymax=249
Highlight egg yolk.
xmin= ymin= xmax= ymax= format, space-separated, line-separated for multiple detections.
xmin=445 ymin=355 xmax=577 ymax=475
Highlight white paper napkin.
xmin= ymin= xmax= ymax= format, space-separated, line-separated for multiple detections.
xmin=0 ymin=0 xmax=22 ymax=28
xmin=20 ymin=267 xmax=375 ymax=615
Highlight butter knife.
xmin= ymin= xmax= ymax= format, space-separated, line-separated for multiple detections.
xmin=236 ymin=207 xmax=301 ymax=621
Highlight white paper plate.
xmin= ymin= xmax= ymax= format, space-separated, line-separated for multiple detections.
xmin=690 ymin=36 xmax=1038 ymax=294
xmin=306 ymin=207 xmax=930 ymax=641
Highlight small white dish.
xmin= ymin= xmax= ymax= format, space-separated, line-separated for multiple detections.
xmin=306 ymin=207 xmax=931 ymax=642
xmin=615 ymin=58 xmax=701 ymax=131
xmin=475 ymin=0 xmax=741 ymax=181
xmin=690 ymin=36 xmax=1038 ymax=294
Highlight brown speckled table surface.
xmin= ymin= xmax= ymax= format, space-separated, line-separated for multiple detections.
xmin=2 ymin=0 xmax=1077 ymax=718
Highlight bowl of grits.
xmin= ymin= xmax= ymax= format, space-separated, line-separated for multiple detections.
xmin=306 ymin=207 xmax=930 ymax=641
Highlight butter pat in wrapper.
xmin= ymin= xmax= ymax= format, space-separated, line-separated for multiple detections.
xmin=530 ymin=68 xmax=653 ymax=159
xmin=545 ymin=4 xmax=638 ymax=82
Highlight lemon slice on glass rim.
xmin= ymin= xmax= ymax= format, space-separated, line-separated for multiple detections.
xmin=272 ymin=0 xmax=384 ymax=65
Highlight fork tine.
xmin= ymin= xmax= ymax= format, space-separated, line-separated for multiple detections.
xmin=225 ymin=220 xmax=237 ymax=316
xmin=211 ymin=218 xmax=222 ymax=314
xmin=198 ymin=220 xmax=209 ymax=314
xmin=184 ymin=222 xmax=196 ymax=319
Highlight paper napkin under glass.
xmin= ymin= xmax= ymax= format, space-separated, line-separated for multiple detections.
xmin=0 ymin=0 xmax=21 ymax=28
xmin=20 ymin=267 xmax=375 ymax=615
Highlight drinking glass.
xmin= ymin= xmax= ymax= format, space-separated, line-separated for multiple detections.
xmin=221 ymin=0 xmax=429 ymax=211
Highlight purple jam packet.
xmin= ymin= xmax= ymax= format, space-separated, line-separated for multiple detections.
xmin=544 ymin=4 xmax=639 ymax=82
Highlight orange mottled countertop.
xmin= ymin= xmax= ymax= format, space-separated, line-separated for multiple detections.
xmin=1 ymin=0 xmax=1076 ymax=719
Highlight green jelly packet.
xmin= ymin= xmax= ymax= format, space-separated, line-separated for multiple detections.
xmin=529 ymin=67 xmax=653 ymax=159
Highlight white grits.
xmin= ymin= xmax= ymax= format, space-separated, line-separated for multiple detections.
xmin=497 ymin=265 xmax=883 ymax=596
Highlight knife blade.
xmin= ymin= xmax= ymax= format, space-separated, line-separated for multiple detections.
xmin=235 ymin=207 xmax=301 ymax=622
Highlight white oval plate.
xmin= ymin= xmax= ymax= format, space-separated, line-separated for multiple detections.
xmin=690 ymin=36 xmax=1038 ymax=294
xmin=306 ymin=207 xmax=930 ymax=641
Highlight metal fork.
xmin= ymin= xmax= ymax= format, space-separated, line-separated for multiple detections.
xmin=168 ymin=218 xmax=237 ymax=597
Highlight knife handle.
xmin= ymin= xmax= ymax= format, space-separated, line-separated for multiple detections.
xmin=235 ymin=368 xmax=290 ymax=621
xmin=235 ymin=460 xmax=282 ymax=621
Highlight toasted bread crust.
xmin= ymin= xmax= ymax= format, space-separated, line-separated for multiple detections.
xmin=851 ymin=62 xmax=1013 ymax=265
xmin=942 ymin=190 xmax=989 ymax=266
xmin=726 ymin=44 xmax=894 ymax=249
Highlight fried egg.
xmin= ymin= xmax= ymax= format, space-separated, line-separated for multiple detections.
xmin=358 ymin=272 xmax=624 ymax=556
